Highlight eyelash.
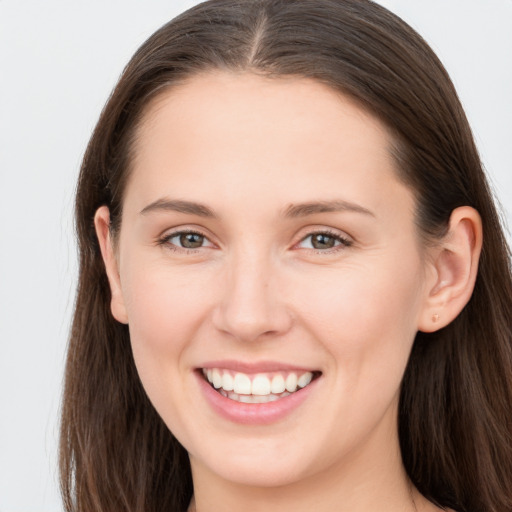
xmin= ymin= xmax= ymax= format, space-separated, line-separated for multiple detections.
xmin=296 ymin=230 xmax=353 ymax=253
xmin=157 ymin=229 xmax=353 ymax=254
xmin=157 ymin=229 xmax=212 ymax=253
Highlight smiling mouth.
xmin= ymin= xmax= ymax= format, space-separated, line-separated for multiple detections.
xmin=201 ymin=368 xmax=321 ymax=404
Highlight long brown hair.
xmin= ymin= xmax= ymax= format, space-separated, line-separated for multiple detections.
xmin=60 ymin=1 xmax=512 ymax=511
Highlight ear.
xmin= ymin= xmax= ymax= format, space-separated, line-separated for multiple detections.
xmin=94 ymin=206 xmax=128 ymax=324
xmin=418 ymin=206 xmax=482 ymax=333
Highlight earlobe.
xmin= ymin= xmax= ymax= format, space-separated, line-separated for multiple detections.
xmin=94 ymin=206 xmax=129 ymax=324
xmin=418 ymin=206 xmax=482 ymax=333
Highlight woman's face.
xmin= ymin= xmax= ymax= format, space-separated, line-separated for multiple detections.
xmin=103 ymin=73 xmax=436 ymax=488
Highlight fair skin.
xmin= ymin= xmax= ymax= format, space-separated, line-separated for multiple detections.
xmin=95 ymin=72 xmax=481 ymax=512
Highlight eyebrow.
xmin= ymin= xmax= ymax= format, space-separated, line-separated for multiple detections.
xmin=283 ymin=200 xmax=375 ymax=218
xmin=139 ymin=197 xmax=374 ymax=219
xmin=140 ymin=198 xmax=217 ymax=218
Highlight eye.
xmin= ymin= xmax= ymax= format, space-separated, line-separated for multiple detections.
xmin=297 ymin=231 xmax=352 ymax=251
xmin=159 ymin=230 xmax=214 ymax=250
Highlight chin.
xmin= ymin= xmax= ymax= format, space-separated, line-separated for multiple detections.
xmin=187 ymin=431 xmax=331 ymax=489
xmin=202 ymin=455 xmax=311 ymax=488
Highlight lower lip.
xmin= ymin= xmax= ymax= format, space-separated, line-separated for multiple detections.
xmin=195 ymin=371 xmax=320 ymax=425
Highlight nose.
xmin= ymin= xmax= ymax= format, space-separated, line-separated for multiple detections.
xmin=212 ymin=250 xmax=293 ymax=343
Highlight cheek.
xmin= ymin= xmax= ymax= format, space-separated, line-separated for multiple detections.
xmin=123 ymin=261 xmax=211 ymax=344
xmin=119 ymin=262 xmax=221 ymax=447
xmin=120 ymin=260 xmax=214 ymax=400
xmin=294 ymin=251 xmax=424 ymax=380
xmin=288 ymin=254 xmax=425 ymax=453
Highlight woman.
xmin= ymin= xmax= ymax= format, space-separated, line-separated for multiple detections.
xmin=60 ymin=1 xmax=512 ymax=511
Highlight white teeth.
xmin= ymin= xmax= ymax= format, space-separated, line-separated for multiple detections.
xmin=203 ymin=368 xmax=316 ymax=400
xmin=298 ymin=372 xmax=313 ymax=388
xmin=212 ymin=369 xmax=222 ymax=389
xmin=271 ymin=374 xmax=286 ymax=394
xmin=222 ymin=372 xmax=234 ymax=391
xmin=251 ymin=374 xmax=271 ymax=395
xmin=233 ymin=373 xmax=252 ymax=395
xmin=285 ymin=373 xmax=298 ymax=392
xmin=227 ymin=392 xmax=290 ymax=403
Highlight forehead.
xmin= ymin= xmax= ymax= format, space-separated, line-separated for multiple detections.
xmin=135 ymin=72 xmax=390 ymax=161
xmin=125 ymin=72 xmax=412 ymax=220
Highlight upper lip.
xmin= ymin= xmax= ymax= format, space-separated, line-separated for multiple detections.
xmin=198 ymin=360 xmax=320 ymax=374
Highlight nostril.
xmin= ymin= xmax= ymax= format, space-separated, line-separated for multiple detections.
xmin=210 ymin=268 xmax=293 ymax=342
xmin=211 ymin=304 xmax=293 ymax=343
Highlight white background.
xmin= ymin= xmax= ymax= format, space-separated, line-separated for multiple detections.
xmin=0 ymin=1 xmax=510 ymax=510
